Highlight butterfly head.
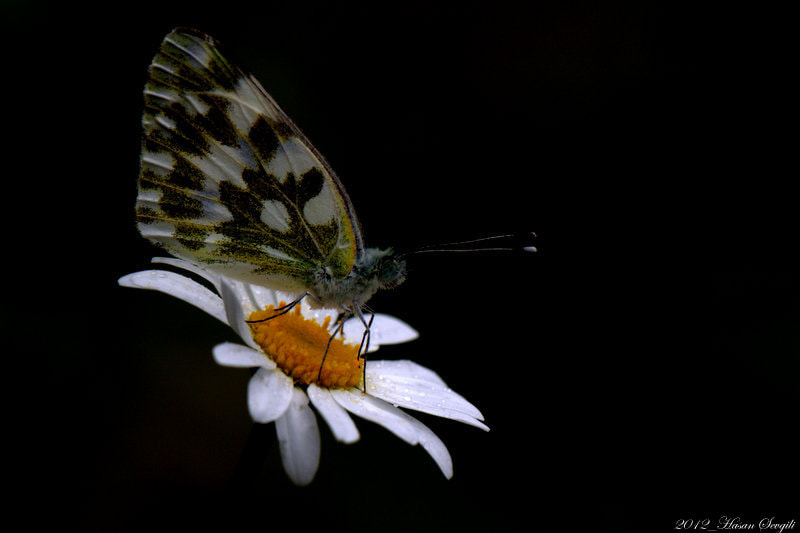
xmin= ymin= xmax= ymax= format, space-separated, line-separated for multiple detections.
xmin=374 ymin=248 xmax=407 ymax=290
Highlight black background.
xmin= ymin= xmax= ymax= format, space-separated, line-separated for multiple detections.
xmin=9 ymin=1 xmax=796 ymax=531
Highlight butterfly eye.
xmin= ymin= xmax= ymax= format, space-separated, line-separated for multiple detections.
xmin=378 ymin=257 xmax=407 ymax=289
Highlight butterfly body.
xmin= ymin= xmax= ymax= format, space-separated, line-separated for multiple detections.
xmin=136 ymin=28 xmax=405 ymax=312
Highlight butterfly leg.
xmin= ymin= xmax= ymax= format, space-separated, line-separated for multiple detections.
xmin=353 ymin=304 xmax=375 ymax=393
xmin=317 ymin=310 xmax=350 ymax=382
xmin=244 ymin=292 xmax=308 ymax=324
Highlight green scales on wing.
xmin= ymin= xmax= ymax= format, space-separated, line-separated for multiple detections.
xmin=136 ymin=28 xmax=363 ymax=294
xmin=137 ymin=28 xmax=407 ymax=309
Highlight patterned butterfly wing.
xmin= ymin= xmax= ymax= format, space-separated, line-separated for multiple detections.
xmin=136 ymin=28 xmax=363 ymax=292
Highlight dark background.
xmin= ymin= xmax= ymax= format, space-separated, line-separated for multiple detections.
xmin=9 ymin=1 xmax=796 ymax=531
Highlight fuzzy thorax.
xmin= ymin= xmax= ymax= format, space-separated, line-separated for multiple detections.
xmin=310 ymin=247 xmax=406 ymax=308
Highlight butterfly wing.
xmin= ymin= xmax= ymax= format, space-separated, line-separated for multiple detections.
xmin=136 ymin=28 xmax=363 ymax=291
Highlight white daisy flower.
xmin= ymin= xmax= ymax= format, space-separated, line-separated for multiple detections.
xmin=119 ymin=258 xmax=488 ymax=485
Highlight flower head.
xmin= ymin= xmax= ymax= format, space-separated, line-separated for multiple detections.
xmin=119 ymin=258 xmax=488 ymax=485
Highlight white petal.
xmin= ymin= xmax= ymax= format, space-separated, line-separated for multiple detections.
xmin=227 ymin=278 xmax=290 ymax=314
xmin=151 ymin=257 xmax=222 ymax=292
xmin=247 ymin=368 xmax=293 ymax=423
xmin=147 ymin=259 xmax=282 ymax=320
xmin=330 ymin=389 xmax=453 ymax=478
xmin=298 ymin=303 xmax=340 ymax=331
xmin=273 ymin=289 xmax=305 ymax=309
xmin=275 ymin=388 xmax=321 ymax=486
xmin=372 ymin=359 xmax=447 ymax=385
xmin=342 ymin=314 xmax=418 ymax=352
xmin=307 ymin=384 xmax=360 ymax=443
xmin=406 ymin=415 xmax=453 ymax=480
xmin=330 ymin=389 xmax=416 ymax=443
xmin=365 ymin=360 xmax=488 ymax=431
xmin=118 ymin=270 xmax=227 ymax=325
xmin=244 ymin=283 xmax=282 ymax=310
xmin=219 ymin=278 xmax=259 ymax=349
xmin=212 ymin=342 xmax=275 ymax=370
xmin=370 ymin=314 xmax=420 ymax=344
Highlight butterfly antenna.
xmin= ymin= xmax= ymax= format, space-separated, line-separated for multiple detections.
xmin=402 ymin=232 xmax=538 ymax=256
xmin=245 ymin=293 xmax=308 ymax=324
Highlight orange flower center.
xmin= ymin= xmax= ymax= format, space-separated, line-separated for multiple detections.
xmin=248 ymin=304 xmax=363 ymax=389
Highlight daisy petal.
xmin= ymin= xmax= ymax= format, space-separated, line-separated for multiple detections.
xmin=118 ymin=270 xmax=227 ymax=325
xmin=365 ymin=360 xmax=489 ymax=431
xmin=275 ymin=388 xmax=321 ymax=486
xmin=229 ymin=278 xmax=294 ymax=315
xmin=371 ymin=358 xmax=447 ymax=386
xmin=405 ymin=415 xmax=453 ymax=480
xmin=307 ymin=384 xmax=360 ymax=444
xmin=219 ymin=278 xmax=259 ymax=349
xmin=330 ymin=390 xmax=417 ymax=443
xmin=330 ymin=389 xmax=453 ymax=478
xmin=151 ymin=257 xmax=222 ymax=292
xmin=342 ymin=314 xmax=418 ymax=350
xmin=247 ymin=367 xmax=293 ymax=423
xmin=212 ymin=342 xmax=275 ymax=370
xmin=298 ymin=304 xmax=340 ymax=332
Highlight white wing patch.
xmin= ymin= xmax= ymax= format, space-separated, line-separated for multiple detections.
xmin=260 ymin=200 xmax=291 ymax=232
xmin=141 ymin=151 xmax=175 ymax=174
xmin=155 ymin=115 xmax=176 ymax=130
xmin=261 ymin=246 xmax=300 ymax=262
xmin=144 ymin=88 xmax=178 ymax=104
xmin=213 ymin=78 xmax=273 ymax=133
xmin=267 ymin=136 xmax=320 ymax=183
xmin=164 ymin=35 xmax=214 ymax=68
xmin=184 ymin=93 xmax=211 ymax=116
xmin=136 ymin=188 xmax=161 ymax=204
xmin=302 ymin=180 xmax=336 ymax=225
xmin=138 ymin=220 xmax=177 ymax=239
xmin=188 ymin=143 xmax=248 ymax=188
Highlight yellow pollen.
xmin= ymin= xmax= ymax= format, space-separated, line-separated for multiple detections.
xmin=248 ymin=303 xmax=363 ymax=389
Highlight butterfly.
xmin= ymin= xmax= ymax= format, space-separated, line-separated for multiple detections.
xmin=136 ymin=27 xmax=406 ymax=339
